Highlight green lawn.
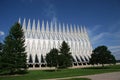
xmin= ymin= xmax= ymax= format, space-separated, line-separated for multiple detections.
xmin=0 ymin=65 xmax=120 ymax=80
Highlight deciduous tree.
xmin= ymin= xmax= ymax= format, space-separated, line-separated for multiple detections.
xmin=90 ymin=45 xmax=116 ymax=67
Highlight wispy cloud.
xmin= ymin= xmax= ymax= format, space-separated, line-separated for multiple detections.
xmin=0 ymin=31 xmax=5 ymax=42
xmin=109 ymin=46 xmax=120 ymax=50
xmin=42 ymin=0 xmax=57 ymax=24
xmin=0 ymin=31 xmax=4 ymax=36
xmin=88 ymin=22 xmax=120 ymax=60
xmin=111 ymin=48 xmax=120 ymax=60
xmin=92 ymin=32 xmax=107 ymax=43
xmin=109 ymin=45 xmax=120 ymax=59
xmin=88 ymin=25 xmax=104 ymax=46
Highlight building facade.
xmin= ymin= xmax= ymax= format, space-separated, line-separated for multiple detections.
xmin=18 ymin=18 xmax=92 ymax=68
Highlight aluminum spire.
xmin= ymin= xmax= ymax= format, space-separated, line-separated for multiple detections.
xmin=22 ymin=18 xmax=26 ymax=31
xmin=27 ymin=19 xmax=31 ymax=31
xmin=46 ymin=21 xmax=49 ymax=32
xmin=37 ymin=20 xmax=40 ymax=32
xmin=41 ymin=20 xmax=45 ymax=32
xmin=32 ymin=19 xmax=36 ymax=31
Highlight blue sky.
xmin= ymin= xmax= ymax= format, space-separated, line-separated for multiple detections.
xmin=0 ymin=0 xmax=120 ymax=60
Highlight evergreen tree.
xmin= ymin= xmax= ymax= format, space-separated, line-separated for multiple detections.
xmin=59 ymin=41 xmax=72 ymax=68
xmin=0 ymin=42 xmax=3 ymax=52
xmin=0 ymin=23 xmax=27 ymax=74
xmin=0 ymin=42 xmax=3 ymax=72
xmin=0 ymin=42 xmax=3 ymax=56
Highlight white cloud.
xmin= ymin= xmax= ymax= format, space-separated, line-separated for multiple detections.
xmin=92 ymin=32 xmax=106 ymax=43
xmin=88 ymin=23 xmax=120 ymax=60
xmin=91 ymin=25 xmax=102 ymax=32
xmin=88 ymin=24 xmax=120 ymax=46
xmin=109 ymin=45 xmax=120 ymax=59
xmin=0 ymin=31 xmax=4 ymax=36
xmin=112 ymin=50 xmax=120 ymax=60
xmin=43 ymin=0 xmax=57 ymax=23
xmin=88 ymin=25 xmax=107 ymax=46
xmin=112 ymin=49 xmax=120 ymax=53
xmin=109 ymin=46 xmax=120 ymax=50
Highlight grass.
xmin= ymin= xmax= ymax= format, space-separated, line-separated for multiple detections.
xmin=0 ymin=65 xmax=120 ymax=80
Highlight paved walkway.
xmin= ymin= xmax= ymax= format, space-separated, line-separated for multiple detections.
xmin=84 ymin=72 xmax=120 ymax=80
xmin=41 ymin=72 xmax=120 ymax=80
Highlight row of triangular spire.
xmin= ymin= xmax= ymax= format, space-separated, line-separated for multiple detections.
xmin=18 ymin=18 xmax=88 ymax=33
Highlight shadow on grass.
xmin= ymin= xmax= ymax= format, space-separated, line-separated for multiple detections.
xmin=82 ymin=66 xmax=110 ymax=69
xmin=0 ymin=70 xmax=28 ymax=76
xmin=43 ymin=69 xmax=62 ymax=72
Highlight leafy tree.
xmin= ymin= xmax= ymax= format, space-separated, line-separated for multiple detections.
xmin=59 ymin=41 xmax=72 ymax=68
xmin=0 ymin=23 xmax=27 ymax=74
xmin=90 ymin=45 xmax=116 ymax=67
xmin=89 ymin=52 xmax=98 ymax=65
xmin=46 ymin=48 xmax=59 ymax=68
xmin=107 ymin=53 xmax=116 ymax=64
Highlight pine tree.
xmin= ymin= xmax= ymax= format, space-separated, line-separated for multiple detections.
xmin=0 ymin=42 xmax=3 ymax=56
xmin=1 ymin=23 xmax=27 ymax=74
xmin=0 ymin=42 xmax=3 ymax=52
xmin=59 ymin=41 xmax=72 ymax=68
xmin=0 ymin=42 xmax=3 ymax=72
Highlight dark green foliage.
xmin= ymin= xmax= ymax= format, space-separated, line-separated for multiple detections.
xmin=90 ymin=45 xmax=116 ymax=67
xmin=0 ymin=42 xmax=3 ymax=57
xmin=59 ymin=41 xmax=72 ymax=68
xmin=0 ymin=23 xmax=27 ymax=74
xmin=0 ymin=42 xmax=3 ymax=71
xmin=46 ymin=48 xmax=59 ymax=68
xmin=46 ymin=41 xmax=72 ymax=69
xmin=0 ymin=42 xmax=3 ymax=52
